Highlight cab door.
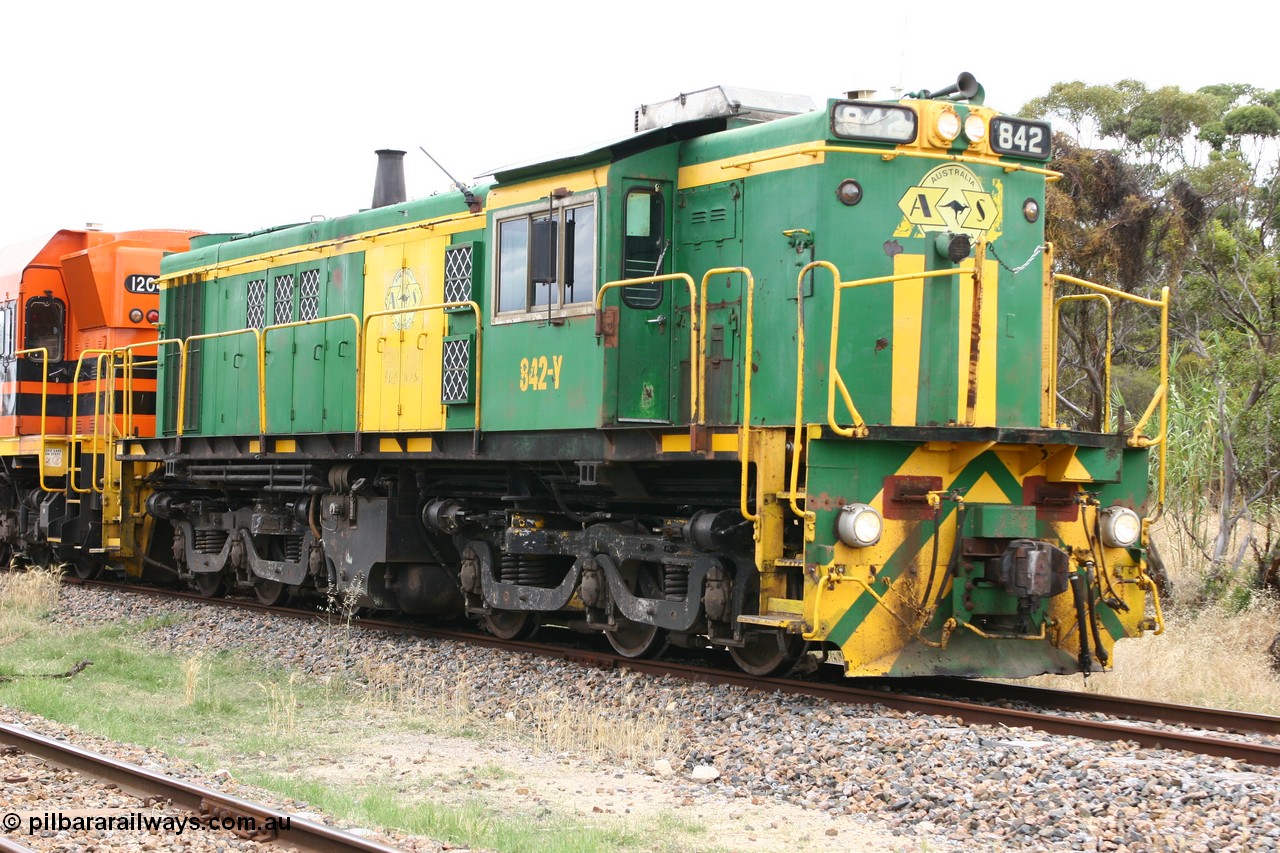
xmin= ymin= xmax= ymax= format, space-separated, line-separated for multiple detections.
xmin=613 ymin=180 xmax=679 ymax=423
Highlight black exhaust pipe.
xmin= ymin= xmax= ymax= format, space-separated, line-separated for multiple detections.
xmin=372 ymin=149 xmax=407 ymax=208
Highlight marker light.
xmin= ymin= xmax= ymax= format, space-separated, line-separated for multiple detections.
xmin=129 ymin=308 xmax=144 ymax=323
xmin=836 ymin=503 xmax=883 ymax=548
xmin=836 ymin=179 xmax=863 ymax=206
xmin=1099 ymin=506 xmax=1142 ymax=548
xmin=146 ymin=309 xmax=160 ymax=323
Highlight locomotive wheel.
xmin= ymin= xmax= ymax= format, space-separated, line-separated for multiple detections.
xmin=484 ymin=609 xmax=538 ymax=640
xmin=606 ymin=619 xmax=667 ymax=659
xmin=729 ymin=630 xmax=807 ymax=677
xmin=70 ymin=558 xmax=101 ymax=580
xmin=191 ymin=572 xmax=227 ymax=598
xmin=254 ymin=579 xmax=288 ymax=606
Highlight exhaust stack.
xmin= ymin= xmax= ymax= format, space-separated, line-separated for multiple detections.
xmin=371 ymin=149 xmax=407 ymax=208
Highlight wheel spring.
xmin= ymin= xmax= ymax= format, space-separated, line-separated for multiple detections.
xmin=283 ymin=535 xmax=303 ymax=564
xmin=193 ymin=528 xmax=229 ymax=555
xmin=500 ymin=554 xmax=549 ymax=587
xmin=664 ymin=564 xmax=690 ymax=600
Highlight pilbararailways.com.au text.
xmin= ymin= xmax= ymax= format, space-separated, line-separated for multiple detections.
xmin=2 ymin=811 xmax=291 ymax=835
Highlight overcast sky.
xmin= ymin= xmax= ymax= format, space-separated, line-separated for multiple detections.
xmin=1 ymin=1 xmax=1273 ymax=242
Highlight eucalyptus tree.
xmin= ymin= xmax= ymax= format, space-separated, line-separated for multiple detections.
xmin=1024 ymin=81 xmax=1280 ymax=584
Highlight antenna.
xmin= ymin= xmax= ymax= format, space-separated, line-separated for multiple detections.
xmin=419 ymin=146 xmax=483 ymax=214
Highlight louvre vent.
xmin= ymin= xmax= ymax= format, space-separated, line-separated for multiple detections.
xmin=273 ymin=273 xmax=295 ymax=325
xmin=441 ymin=337 xmax=472 ymax=404
xmin=246 ymin=279 xmax=266 ymax=329
xmin=444 ymin=244 xmax=474 ymax=304
xmin=299 ymin=269 xmax=320 ymax=322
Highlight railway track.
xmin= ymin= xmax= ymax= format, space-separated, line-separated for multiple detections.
xmin=0 ymin=723 xmax=405 ymax=853
xmin=65 ymin=577 xmax=1280 ymax=768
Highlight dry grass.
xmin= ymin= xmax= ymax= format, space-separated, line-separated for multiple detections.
xmin=1028 ymin=597 xmax=1280 ymax=714
xmin=0 ymin=566 xmax=61 ymax=644
xmin=1020 ymin=519 xmax=1280 ymax=713
xmin=517 ymin=687 xmax=685 ymax=763
xmin=354 ymin=660 xmax=685 ymax=764
xmin=183 ymin=654 xmax=205 ymax=705
xmin=255 ymin=673 xmax=301 ymax=735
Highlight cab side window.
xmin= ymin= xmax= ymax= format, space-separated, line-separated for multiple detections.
xmin=494 ymin=194 xmax=597 ymax=320
xmin=24 ymin=296 xmax=65 ymax=362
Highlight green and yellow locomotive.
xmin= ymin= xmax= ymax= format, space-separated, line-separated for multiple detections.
xmin=128 ymin=75 xmax=1167 ymax=678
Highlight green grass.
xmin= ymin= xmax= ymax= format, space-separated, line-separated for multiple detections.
xmin=240 ymin=774 xmax=705 ymax=853
xmin=0 ymin=607 xmax=711 ymax=853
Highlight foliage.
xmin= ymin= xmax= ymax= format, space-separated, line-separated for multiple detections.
xmin=1024 ymin=80 xmax=1280 ymax=587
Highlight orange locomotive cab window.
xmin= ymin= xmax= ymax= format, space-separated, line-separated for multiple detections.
xmin=24 ymin=296 xmax=65 ymax=362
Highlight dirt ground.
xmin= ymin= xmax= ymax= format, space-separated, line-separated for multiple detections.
xmin=249 ymin=728 xmax=938 ymax=853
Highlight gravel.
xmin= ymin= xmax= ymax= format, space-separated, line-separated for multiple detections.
xmin=12 ymin=585 xmax=1280 ymax=852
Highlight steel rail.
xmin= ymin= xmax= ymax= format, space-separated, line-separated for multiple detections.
xmin=0 ymin=723 xmax=405 ymax=853
xmin=890 ymin=676 xmax=1280 ymax=737
xmin=65 ymin=578 xmax=1280 ymax=767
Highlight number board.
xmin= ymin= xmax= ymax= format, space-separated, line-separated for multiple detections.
xmin=124 ymin=274 xmax=158 ymax=294
xmin=989 ymin=117 xmax=1052 ymax=160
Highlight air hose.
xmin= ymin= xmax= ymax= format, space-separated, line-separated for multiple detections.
xmin=1069 ymin=567 xmax=1093 ymax=674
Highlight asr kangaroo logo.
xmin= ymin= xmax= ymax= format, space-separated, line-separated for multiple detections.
xmin=895 ymin=164 xmax=1001 ymax=240
xmin=384 ymin=266 xmax=423 ymax=331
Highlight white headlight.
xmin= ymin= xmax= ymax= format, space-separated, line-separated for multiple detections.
xmin=963 ymin=113 xmax=987 ymax=143
xmin=936 ymin=109 xmax=960 ymax=142
xmin=837 ymin=503 xmax=883 ymax=547
xmin=1100 ymin=506 xmax=1142 ymax=548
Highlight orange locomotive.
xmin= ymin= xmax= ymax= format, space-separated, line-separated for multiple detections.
xmin=0 ymin=227 xmax=199 ymax=573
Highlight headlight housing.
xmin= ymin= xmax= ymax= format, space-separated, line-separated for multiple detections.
xmin=836 ymin=503 xmax=883 ymax=547
xmin=1099 ymin=506 xmax=1142 ymax=548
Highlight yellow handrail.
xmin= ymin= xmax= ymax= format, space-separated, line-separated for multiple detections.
xmin=1051 ymin=294 xmax=1113 ymax=431
xmin=1051 ymin=271 xmax=1170 ymax=508
xmin=595 ymin=274 xmax=700 ymax=424
xmin=178 ymin=329 xmax=262 ymax=436
xmin=68 ymin=349 xmax=112 ymax=494
xmin=359 ymin=302 xmax=482 ymax=434
xmin=259 ymin=314 xmax=362 ymax=432
xmin=697 ymin=267 xmax=756 ymax=522
xmin=788 ymin=261 xmax=840 ymax=534
xmin=788 ymin=260 xmax=977 ymax=529
xmin=13 ymin=348 xmax=51 ymax=492
xmin=118 ymin=339 xmax=184 ymax=439
xmin=826 ymin=264 xmax=971 ymax=437
xmin=717 ymin=143 xmax=1063 ymax=180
